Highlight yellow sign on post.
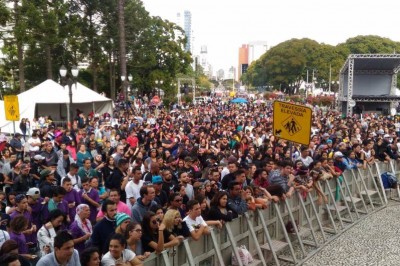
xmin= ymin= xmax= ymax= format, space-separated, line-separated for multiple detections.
xmin=273 ymin=101 xmax=312 ymax=145
xmin=4 ymin=95 xmax=20 ymax=121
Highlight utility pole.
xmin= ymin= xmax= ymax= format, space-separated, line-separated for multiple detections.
xmin=328 ymin=64 xmax=332 ymax=92
xmin=118 ymin=0 xmax=127 ymax=99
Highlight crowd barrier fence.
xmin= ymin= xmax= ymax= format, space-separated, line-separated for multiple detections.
xmin=142 ymin=160 xmax=400 ymax=266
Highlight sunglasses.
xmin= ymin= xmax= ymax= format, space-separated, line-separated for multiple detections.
xmin=174 ymin=199 xmax=183 ymax=202
xmin=151 ymin=220 xmax=159 ymax=225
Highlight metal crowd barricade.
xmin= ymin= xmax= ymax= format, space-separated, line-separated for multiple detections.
xmin=143 ymin=160 xmax=393 ymax=266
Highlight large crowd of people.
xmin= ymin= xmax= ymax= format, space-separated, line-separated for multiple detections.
xmin=0 ymin=95 xmax=399 ymax=266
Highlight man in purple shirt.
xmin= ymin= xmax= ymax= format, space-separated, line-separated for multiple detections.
xmin=41 ymin=186 xmax=69 ymax=224
xmin=79 ymin=177 xmax=100 ymax=224
xmin=62 ymin=177 xmax=81 ymax=222
xmin=9 ymin=194 xmax=36 ymax=245
xmin=26 ymin=187 xmax=44 ymax=231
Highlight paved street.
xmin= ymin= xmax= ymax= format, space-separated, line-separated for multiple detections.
xmin=303 ymin=203 xmax=400 ymax=266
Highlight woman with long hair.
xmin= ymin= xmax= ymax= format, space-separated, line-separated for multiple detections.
xmin=208 ymin=191 xmax=233 ymax=222
xmin=144 ymin=148 xmax=158 ymax=172
xmin=102 ymin=156 xmax=115 ymax=189
xmin=125 ymin=222 xmax=150 ymax=261
xmin=141 ymin=211 xmax=181 ymax=254
xmin=37 ymin=209 xmax=66 ymax=257
xmin=162 ymin=209 xmax=190 ymax=238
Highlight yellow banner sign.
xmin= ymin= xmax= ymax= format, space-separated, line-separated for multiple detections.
xmin=273 ymin=101 xmax=312 ymax=145
xmin=4 ymin=95 xmax=20 ymax=121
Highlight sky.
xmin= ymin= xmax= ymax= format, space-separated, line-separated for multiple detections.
xmin=141 ymin=0 xmax=400 ymax=74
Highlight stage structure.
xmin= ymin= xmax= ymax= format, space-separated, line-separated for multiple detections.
xmin=338 ymin=54 xmax=400 ymax=116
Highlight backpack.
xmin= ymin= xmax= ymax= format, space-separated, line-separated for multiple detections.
xmin=381 ymin=172 xmax=398 ymax=189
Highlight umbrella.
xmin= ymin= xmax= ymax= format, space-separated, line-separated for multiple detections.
xmin=230 ymin=98 xmax=248 ymax=104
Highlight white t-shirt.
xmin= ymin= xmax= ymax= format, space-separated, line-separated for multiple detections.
xmin=101 ymin=249 xmax=136 ymax=266
xmin=28 ymin=137 xmax=41 ymax=152
xmin=0 ymin=230 xmax=10 ymax=248
xmin=183 ymin=215 xmax=207 ymax=232
xmin=125 ymin=180 xmax=144 ymax=208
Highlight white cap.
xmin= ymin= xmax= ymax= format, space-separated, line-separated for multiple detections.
xmin=334 ymin=151 xmax=344 ymax=158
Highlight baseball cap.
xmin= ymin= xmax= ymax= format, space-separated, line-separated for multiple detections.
xmin=384 ymin=134 xmax=390 ymax=138
xmin=26 ymin=188 xmax=40 ymax=199
xmin=40 ymin=169 xmax=55 ymax=178
xmin=152 ymin=175 xmax=163 ymax=184
xmin=34 ymin=154 xmax=45 ymax=161
xmin=333 ymin=151 xmax=344 ymax=158
xmin=377 ymin=129 xmax=384 ymax=135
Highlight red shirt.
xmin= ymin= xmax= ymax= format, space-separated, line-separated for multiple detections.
xmin=127 ymin=135 xmax=138 ymax=148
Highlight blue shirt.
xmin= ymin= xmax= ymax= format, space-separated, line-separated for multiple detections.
xmin=36 ymin=249 xmax=80 ymax=266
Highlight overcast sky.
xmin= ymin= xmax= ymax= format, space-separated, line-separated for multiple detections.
xmin=142 ymin=0 xmax=400 ymax=73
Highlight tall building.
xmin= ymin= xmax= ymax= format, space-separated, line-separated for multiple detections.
xmin=248 ymin=41 xmax=268 ymax=64
xmin=227 ymin=66 xmax=236 ymax=81
xmin=176 ymin=10 xmax=193 ymax=54
xmin=199 ymin=45 xmax=212 ymax=78
xmin=238 ymin=44 xmax=249 ymax=81
xmin=238 ymin=41 xmax=268 ymax=80
xmin=184 ymin=11 xmax=192 ymax=53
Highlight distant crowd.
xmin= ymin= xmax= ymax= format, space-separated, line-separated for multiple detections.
xmin=0 ymin=94 xmax=399 ymax=265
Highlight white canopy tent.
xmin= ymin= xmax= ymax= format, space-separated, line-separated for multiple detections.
xmin=0 ymin=79 xmax=113 ymax=133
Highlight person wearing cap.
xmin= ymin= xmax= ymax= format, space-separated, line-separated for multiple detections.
xmin=115 ymin=212 xmax=132 ymax=235
xmin=12 ymin=163 xmax=34 ymax=195
xmin=9 ymin=133 xmax=23 ymax=160
xmin=30 ymin=154 xmax=46 ymax=186
xmin=26 ymin=187 xmax=44 ymax=234
xmin=39 ymin=169 xmax=57 ymax=198
xmin=333 ymin=151 xmax=347 ymax=172
xmin=152 ymin=175 xmax=168 ymax=207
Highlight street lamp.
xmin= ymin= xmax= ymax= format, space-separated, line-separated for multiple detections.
xmin=121 ymin=74 xmax=132 ymax=102
xmin=59 ymin=65 xmax=79 ymax=130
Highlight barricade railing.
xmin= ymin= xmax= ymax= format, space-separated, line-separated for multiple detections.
xmin=143 ymin=160 xmax=398 ymax=266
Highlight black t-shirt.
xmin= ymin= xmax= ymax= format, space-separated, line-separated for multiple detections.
xmin=142 ymin=230 xmax=172 ymax=252
xmin=154 ymin=190 xmax=169 ymax=207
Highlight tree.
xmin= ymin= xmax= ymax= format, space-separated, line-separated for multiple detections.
xmin=242 ymin=36 xmax=400 ymax=91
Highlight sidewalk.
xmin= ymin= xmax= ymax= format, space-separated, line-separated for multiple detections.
xmin=303 ymin=202 xmax=400 ymax=266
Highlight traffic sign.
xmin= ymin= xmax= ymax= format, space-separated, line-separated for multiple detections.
xmin=273 ymin=101 xmax=312 ymax=145
xmin=4 ymin=95 xmax=20 ymax=121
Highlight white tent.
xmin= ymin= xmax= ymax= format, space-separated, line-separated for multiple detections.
xmin=0 ymin=79 xmax=113 ymax=133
